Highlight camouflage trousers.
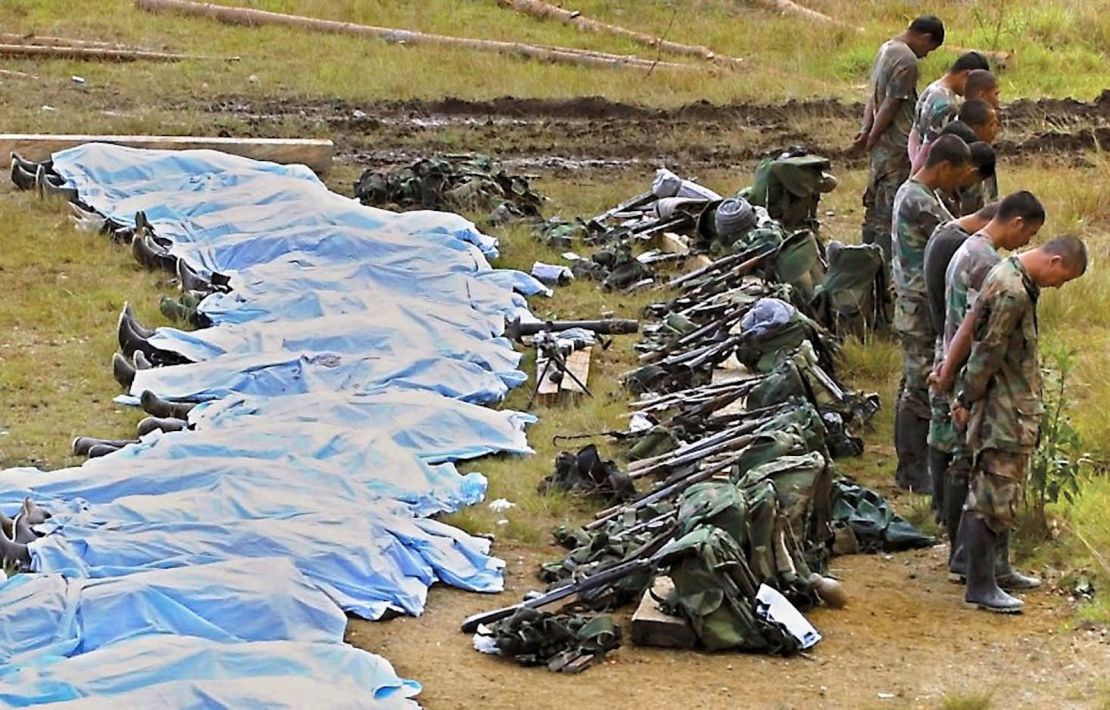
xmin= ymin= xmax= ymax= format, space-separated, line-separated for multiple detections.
xmin=897 ymin=333 xmax=933 ymax=419
xmin=861 ymin=148 xmax=911 ymax=266
xmin=966 ymin=449 xmax=1030 ymax=533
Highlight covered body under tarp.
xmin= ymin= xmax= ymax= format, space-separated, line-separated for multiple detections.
xmin=0 ymin=143 xmax=543 ymax=705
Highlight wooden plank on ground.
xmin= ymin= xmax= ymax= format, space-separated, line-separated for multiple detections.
xmin=655 ymin=231 xmax=690 ymax=255
xmin=535 ymin=352 xmax=562 ymax=402
xmin=0 ymin=134 xmax=334 ymax=174
xmin=630 ymin=576 xmax=696 ymax=648
xmin=559 ymin=346 xmax=592 ymax=394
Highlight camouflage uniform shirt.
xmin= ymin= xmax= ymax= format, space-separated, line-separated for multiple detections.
xmin=956 ymin=256 xmax=1044 ymax=455
xmin=869 ymin=39 xmax=920 ymax=155
xmin=913 ymin=78 xmax=959 ymax=144
xmin=942 ymin=231 xmax=999 ymax=354
xmin=892 ymin=180 xmax=953 ymax=337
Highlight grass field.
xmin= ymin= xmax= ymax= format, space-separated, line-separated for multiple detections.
xmin=3 ymin=0 xmax=1110 ymax=118
xmin=1 ymin=0 xmax=1109 ymax=702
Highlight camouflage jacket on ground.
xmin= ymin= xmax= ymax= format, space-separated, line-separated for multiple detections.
xmin=956 ymin=255 xmax=1044 ymax=454
xmin=942 ymin=231 xmax=1000 ymax=354
xmin=913 ymin=79 xmax=958 ymax=144
xmin=892 ymin=180 xmax=953 ymax=337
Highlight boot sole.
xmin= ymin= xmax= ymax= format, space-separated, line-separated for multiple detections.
xmin=950 ymin=573 xmax=1040 ymax=591
xmin=965 ymin=600 xmax=1023 ymax=614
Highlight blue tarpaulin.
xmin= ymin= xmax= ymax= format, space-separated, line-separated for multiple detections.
xmin=0 ymin=144 xmax=541 ymax=705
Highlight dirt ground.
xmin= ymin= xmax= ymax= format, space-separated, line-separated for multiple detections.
xmin=192 ymin=93 xmax=1110 ymax=170
xmin=349 ymin=544 xmax=1108 ymax=709
xmin=6 ymin=85 xmax=1110 ymax=707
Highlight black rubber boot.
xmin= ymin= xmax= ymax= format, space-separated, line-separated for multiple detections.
xmin=133 ymin=350 xmax=153 ymax=371
xmin=73 ymin=436 xmax=136 ymax=456
xmin=110 ymin=226 xmax=135 ymax=244
xmin=112 ymin=352 xmax=136 ymax=390
xmin=894 ymin=400 xmax=931 ymax=491
xmin=35 ymin=164 xmax=78 ymax=201
xmin=963 ymin=516 xmax=1023 ymax=613
xmin=21 ymin=498 xmax=51 ymax=525
xmin=928 ymin=446 xmax=950 ymax=522
xmin=177 ymin=259 xmax=213 ymax=294
xmin=10 ymin=159 xmax=36 ymax=190
xmin=131 ymin=231 xmax=177 ymax=272
xmin=87 ymin=443 xmax=122 ymax=459
xmin=136 ymin=415 xmax=189 ymax=437
xmin=122 ymin=302 xmax=156 ymax=338
xmin=11 ymin=151 xmax=45 ymax=174
xmin=996 ymin=532 xmax=1042 ymax=591
xmin=0 ymin=525 xmax=31 ymax=572
xmin=12 ymin=514 xmax=37 ymax=544
xmin=945 ymin=470 xmax=968 ymax=575
xmin=117 ymin=314 xmax=188 ymax=366
xmin=140 ymin=390 xmax=197 ymax=420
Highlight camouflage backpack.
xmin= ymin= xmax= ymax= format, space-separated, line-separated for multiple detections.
xmin=734 ymin=298 xmax=831 ymax=374
xmin=741 ymin=151 xmax=837 ymax=233
xmin=736 ymin=452 xmax=831 ymax=595
xmin=676 ymin=481 xmax=750 ymax=545
xmin=770 ymin=229 xmax=828 ymax=308
xmin=660 ymin=526 xmax=802 ymax=654
xmin=811 ymin=241 xmax=891 ymax=335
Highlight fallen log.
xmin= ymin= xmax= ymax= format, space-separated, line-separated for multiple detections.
xmin=135 ymin=0 xmax=701 ymax=72
xmin=746 ymin=0 xmax=861 ymax=31
xmin=496 ymin=0 xmax=744 ymax=70
xmin=946 ymin=44 xmax=1014 ymax=71
xmin=0 ymin=44 xmax=207 ymax=62
xmin=0 ymin=68 xmax=40 ymax=80
xmin=0 ymin=32 xmax=149 ymax=50
xmin=0 ymin=135 xmax=334 ymax=174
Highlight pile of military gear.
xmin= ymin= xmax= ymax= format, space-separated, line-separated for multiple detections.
xmin=554 ymin=153 xmax=889 ymax=336
xmin=476 ymin=609 xmax=622 ymax=673
xmin=467 ymin=149 xmax=928 ymax=671
xmin=539 ymin=444 xmax=635 ymax=504
xmin=353 ymin=153 xmax=543 ymax=223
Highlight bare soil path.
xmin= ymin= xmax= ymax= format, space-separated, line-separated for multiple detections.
xmin=349 ymin=544 xmax=1109 ymax=709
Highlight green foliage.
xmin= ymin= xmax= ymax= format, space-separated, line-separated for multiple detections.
xmin=941 ymin=690 xmax=993 ymax=710
xmin=1027 ymin=344 xmax=1092 ymax=534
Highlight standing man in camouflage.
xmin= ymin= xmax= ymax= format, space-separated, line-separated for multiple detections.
xmin=921 ymin=201 xmax=999 ymax=513
xmin=928 ymin=192 xmax=1044 ymax=577
xmin=855 ymin=15 xmax=946 ymax=264
xmin=891 ymin=135 xmax=972 ymax=491
xmin=909 ymin=51 xmax=990 ymax=171
xmin=949 ymin=237 xmax=1087 ymax=612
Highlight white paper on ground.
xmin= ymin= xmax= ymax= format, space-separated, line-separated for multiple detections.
xmin=755 ymin=583 xmax=821 ymax=650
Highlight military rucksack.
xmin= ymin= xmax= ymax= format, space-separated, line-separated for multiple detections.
xmin=740 ymin=150 xmax=836 ymax=233
xmin=734 ymin=298 xmax=831 ymax=374
xmin=769 ymin=229 xmax=828 ymax=308
xmin=660 ymin=526 xmax=802 ymax=654
xmin=811 ymin=241 xmax=891 ymax=335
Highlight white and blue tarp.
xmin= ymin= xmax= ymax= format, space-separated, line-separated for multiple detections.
xmin=0 ymin=143 xmax=541 ymax=706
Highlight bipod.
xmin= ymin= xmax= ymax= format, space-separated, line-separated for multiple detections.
xmin=527 ymin=331 xmax=593 ymax=408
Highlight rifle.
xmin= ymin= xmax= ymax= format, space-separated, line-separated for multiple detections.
xmin=587 ymin=191 xmax=656 ymax=231
xmin=461 ymin=527 xmax=677 ymax=633
xmin=505 ymin=317 xmax=640 ymax=342
xmin=587 ymin=456 xmax=735 ymax=530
